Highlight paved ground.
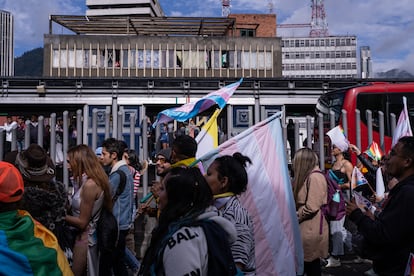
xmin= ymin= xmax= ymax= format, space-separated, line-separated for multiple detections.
xmin=322 ymin=254 xmax=373 ymax=276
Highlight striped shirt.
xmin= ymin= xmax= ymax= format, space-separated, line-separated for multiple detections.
xmin=216 ymin=196 xmax=256 ymax=275
xmin=128 ymin=166 xmax=140 ymax=199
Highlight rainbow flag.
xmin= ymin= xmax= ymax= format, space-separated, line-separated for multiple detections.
xmin=0 ymin=210 xmax=73 ymax=276
xmin=364 ymin=141 xmax=383 ymax=161
xmin=392 ymin=96 xmax=413 ymax=146
xmin=197 ymin=112 xmax=303 ymax=275
xmin=153 ymin=79 xmax=242 ymax=127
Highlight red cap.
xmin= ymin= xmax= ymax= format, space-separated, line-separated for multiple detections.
xmin=0 ymin=161 xmax=24 ymax=203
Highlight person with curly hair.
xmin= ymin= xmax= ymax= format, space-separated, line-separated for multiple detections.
xmin=14 ymin=144 xmax=73 ymax=264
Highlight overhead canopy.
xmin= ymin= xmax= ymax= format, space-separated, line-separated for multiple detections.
xmin=49 ymin=15 xmax=236 ymax=37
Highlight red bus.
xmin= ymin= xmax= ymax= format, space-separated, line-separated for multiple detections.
xmin=315 ymin=82 xmax=414 ymax=165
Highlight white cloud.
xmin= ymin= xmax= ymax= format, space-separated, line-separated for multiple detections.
xmin=3 ymin=0 xmax=413 ymax=74
xmin=1 ymin=0 xmax=84 ymax=56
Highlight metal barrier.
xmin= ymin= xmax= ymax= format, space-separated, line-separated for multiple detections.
xmin=0 ymin=108 xmax=397 ymax=189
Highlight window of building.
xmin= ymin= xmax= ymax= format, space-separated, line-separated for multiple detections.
xmin=222 ymin=50 xmax=229 ymax=68
xmin=240 ymin=29 xmax=255 ymax=37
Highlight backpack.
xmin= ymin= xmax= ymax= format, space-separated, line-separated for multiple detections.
xmin=97 ymin=207 xmax=118 ymax=253
xmin=310 ymin=170 xmax=346 ymax=221
xmin=192 ymin=219 xmax=239 ymax=276
xmin=96 ymin=169 xmax=127 ymax=253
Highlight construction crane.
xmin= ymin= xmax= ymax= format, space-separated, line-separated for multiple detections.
xmin=221 ymin=0 xmax=231 ymax=17
xmin=277 ymin=0 xmax=329 ymax=37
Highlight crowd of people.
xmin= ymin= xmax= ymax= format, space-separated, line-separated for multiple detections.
xmin=291 ymin=132 xmax=414 ymax=276
xmin=1 ymin=114 xmax=78 ymax=161
xmin=1 ymin=114 xmax=414 ymax=276
xmin=0 ymin=133 xmax=257 ymax=276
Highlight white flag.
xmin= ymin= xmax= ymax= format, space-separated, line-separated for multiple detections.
xmin=376 ymin=167 xmax=385 ymax=198
xmin=392 ymin=96 xmax=413 ymax=146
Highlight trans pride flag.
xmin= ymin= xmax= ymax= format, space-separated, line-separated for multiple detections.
xmin=153 ymin=79 xmax=242 ymax=127
xmin=197 ymin=112 xmax=304 ymax=275
xmin=0 ymin=210 xmax=72 ymax=276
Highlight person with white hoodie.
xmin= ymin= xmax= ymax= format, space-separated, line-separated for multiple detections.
xmin=138 ymin=166 xmax=238 ymax=276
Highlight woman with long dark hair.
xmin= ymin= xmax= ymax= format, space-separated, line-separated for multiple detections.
xmin=139 ymin=167 xmax=237 ymax=276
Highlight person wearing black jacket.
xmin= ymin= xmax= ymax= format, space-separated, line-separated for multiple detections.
xmin=346 ymin=136 xmax=414 ymax=275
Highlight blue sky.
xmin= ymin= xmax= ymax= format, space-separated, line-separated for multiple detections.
xmin=2 ymin=0 xmax=413 ymax=74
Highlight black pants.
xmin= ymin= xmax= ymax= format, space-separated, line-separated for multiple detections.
xmin=304 ymin=258 xmax=322 ymax=276
xmin=113 ymin=229 xmax=129 ymax=276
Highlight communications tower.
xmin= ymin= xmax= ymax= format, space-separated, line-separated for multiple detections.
xmin=221 ymin=0 xmax=231 ymax=17
xmin=309 ymin=0 xmax=328 ymax=37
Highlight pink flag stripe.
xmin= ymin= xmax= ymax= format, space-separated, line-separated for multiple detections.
xmin=197 ymin=112 xmax=303 ymax=275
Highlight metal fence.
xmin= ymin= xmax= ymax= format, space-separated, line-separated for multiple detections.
xmin=0 ymin=108 xmax=397 ymax=190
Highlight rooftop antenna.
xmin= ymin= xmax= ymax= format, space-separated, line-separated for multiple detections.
xmin=222 ymin=0 xmax=231 ymax=17
xmin=267 ymin=0 xmax=274 ymax=14
xmin=309 ymin=0 xmax=329 ymax=37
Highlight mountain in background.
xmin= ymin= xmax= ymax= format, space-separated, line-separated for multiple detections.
xmin=375 ymin=68 xmax=414 ymax=78
xmin=14 ymin=48 xmax=43 ymax=76
xmin=14 ymin=48 xmax=414 ymax=79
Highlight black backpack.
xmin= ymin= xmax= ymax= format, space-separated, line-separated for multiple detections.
xmin=97 ymin=170 xmax=127 ymax=252
xmin=194 ymin=219 xmax=238 ymax=276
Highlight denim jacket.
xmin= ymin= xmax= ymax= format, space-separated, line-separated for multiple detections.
xmin=109 ymin=160 xmax=134 ymax=230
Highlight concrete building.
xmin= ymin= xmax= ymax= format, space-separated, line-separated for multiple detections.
xmin=360 ymin=46 xmax=372 ymax=79
xmin=44 ymin=14 xmax=281 ymax=78
xmin=86 ymin=0 xmax=164 ymax=17
xmin=0 ymin=10 xmax=14 ymax=76
xmin=281 ymin=35 xmax=358 ymax=78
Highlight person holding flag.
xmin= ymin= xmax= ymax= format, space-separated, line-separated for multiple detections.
xmin=349 ymin=143 xmax=381 ymax=198
xmin=346 ymin=136 xmax=414 ymax=275
xmin=325 ymin=126 xmax=354 ymax=268
xmin=205 ymin=152 xmax=256 ymax=275
xmin=196 ymin=112 xmax=304 ymax=275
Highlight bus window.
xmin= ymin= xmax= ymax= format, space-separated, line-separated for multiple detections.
xmin=356 ymin=93 xmax=385 ymax=134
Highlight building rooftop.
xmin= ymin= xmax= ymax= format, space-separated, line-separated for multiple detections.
xmin=49 ymin=15 xmax=236 ymax=37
